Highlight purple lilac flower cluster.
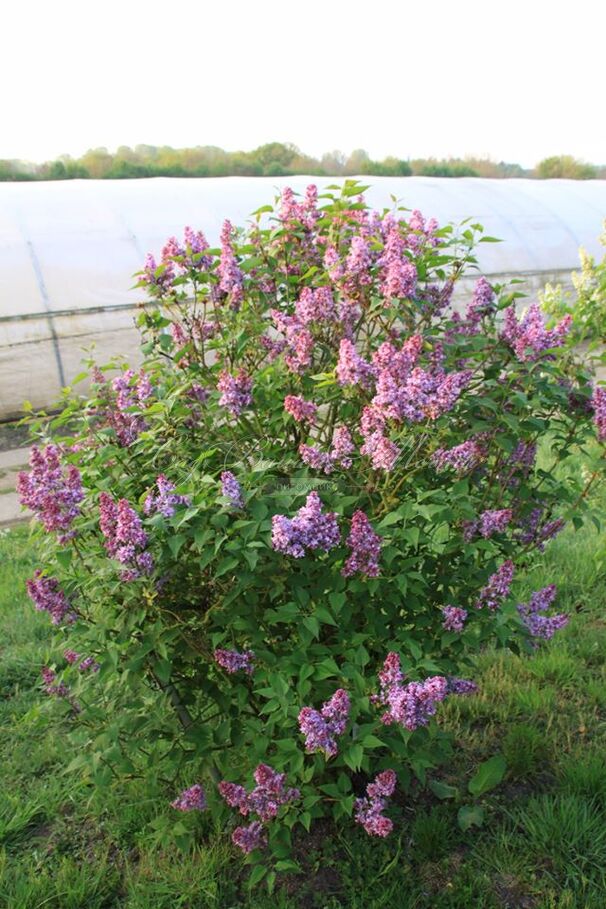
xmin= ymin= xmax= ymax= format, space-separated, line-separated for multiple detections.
xmin=299 ymin=425 xmax=356 ymax=474
xmin=501 ymin=303 xmax=572 ymax=362
xmin=509 ymin=440 xmax=537 ymax=474
xmin=26 ymin=572 xmax=76 ymax=625
xmin=295 ymin=286 xmax=336 ymax=325
xmin=113 ymin=368 xmax=152 ymax=409
xmin=218 ymin=220 xmax=244 ymax=309
xmin=373 ymin=362 xmax=472 ymax=425
xmin=352 ymin=332 xmax=471 ymax=427
xmin=432 ymin=439 xmax=486 ymax=474
xmin=270 ymin=308 xmax=314 ymax=374
xmin=259 ymin=334 xmax=287 ymax=363
xmin=17 ymin=445 xmax=83 ymax=542
xmin=447 ymin=677 xmax=479 ymax=695
xmin=162 ymin=226 xmax=213 ymax=271
xmin=592 ymin=387 xmax=606 ymax=442
xmin=373 ymin=653 xmax=475 ymax=730
xmin=354 ymin=769 xmax=397 ymax=837
xmin=504 ymin=440 xmax=537 ymax=488
xmin=475 ymin=560 xmax=515 ymax=610
xmin=360 ymin=431 xmax=401 ymax=471
xmin=517 ymin=506 xmax=565 ymax=550
xmin=64 ymin=649 xmax=99 ymax=672
xmin=220 ymin=471 xmax=245 ymax=509
xmin=99 ymin=493 xmax=153 ymax=580
xmin=217 ymin=370 xmax=253 ymax=417
xmin=373 ymin=653 xmax=448 ymax=730
xmin=171 ymin=783 xmax=207 ymax=812
xmin=141 ymin=253 xmax=175 ymax=290
xmin=342 ymin=511 xmax=382 ymax=577
xmin=278 ymin=185 xmax=319 ymax=231
xmin=272 ymin=492 xmax=340 ymax=558
xmin=284 ymin=395 xmax=317 ymax=423
xmin=378 ymin=217 xmax=418 ymax=302
xmin=463 ymin=508 xmax=513 ymax=541
xmin=144 ymin=475 xmax=190 ymax=518
xmin=232 ymin=821 xmax=267 ymax=854
xmin=219 ymin=764 xmax=299 ymax=854
xmin=336 ymin=338 xmax=375 ymax=388
xmin=407 ymin=209 xmax=440 ymax=250
xmin=41 ymin=667 xmax=79 ymax=711
xmin=442 ymin=606 xmax=468 ymax=633
xmin=93 ymin=368 xmax=151 ymax=446
xmin=453 ymin=277 xmax=496 ymax=335
xmin=214 ymin=648 xmax=255 ymax=675
xmin=298 ymin=689 xmax=351 ymax=758
xmin=517 ymin=585 xmax=569 ymax=641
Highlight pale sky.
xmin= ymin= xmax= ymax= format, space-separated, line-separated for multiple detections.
xmin=3 ymin=0 xmax=605 ymax=167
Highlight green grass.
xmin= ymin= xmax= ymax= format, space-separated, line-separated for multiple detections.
xmin=1 ymin=490 xmax=605 ymax=908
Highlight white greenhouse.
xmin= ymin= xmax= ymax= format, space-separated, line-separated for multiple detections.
xmin=1 ymin=176 xmax=605 ymax=419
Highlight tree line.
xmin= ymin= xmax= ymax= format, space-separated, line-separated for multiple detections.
xmin=0 ymin=143 xmax=603 ymax=181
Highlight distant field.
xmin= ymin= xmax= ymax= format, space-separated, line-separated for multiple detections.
xmin=1 ymin=484 xmax=606 ymax=908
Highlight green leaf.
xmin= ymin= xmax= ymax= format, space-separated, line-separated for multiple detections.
xmin=362 ymin=734 xmax=385 ymax=749
xmin=468 ymin=754 xmax=507 ymax=796
xmin=248 ymin=864 xmax=267 ymax=886
xmin=55 ymin=549 xmax=73 ymax=569
xmin=275 ymin=859 xmax=302 ymax=873
xmin=343 ymin=743 xmax=364 ymax=772
xmin=302 ymin=616 xmax=320 ymax=639
xmin=457 ymin=805 xmax=485 ymax=831
xmin=429 ymin=780 xmax=458 ymax=800
xmin=167 ymin=534 xmax=187 ymax=557
xmin=216 ymin=555 xmax=240 ymax=577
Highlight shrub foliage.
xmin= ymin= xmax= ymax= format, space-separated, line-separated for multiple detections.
xmin=19 ymin=182 xmax=605 ymax=876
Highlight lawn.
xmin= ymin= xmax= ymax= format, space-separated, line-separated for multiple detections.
xmin=1 ymin=483 xmax=606 ymax=909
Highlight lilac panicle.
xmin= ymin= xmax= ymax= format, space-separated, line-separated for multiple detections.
xmin=171 ymin=784 xmax=207 ymax=812
xmin=220 ymin=471 xmax=245 ymax=509
xmin=232 ymin=821 xmax=267 ymax=854
xmin=295 ymin=286 xmax=336 ymax=325
xmin=464 ymin=508 xmax=513 ymax=541
xmin=342 ymin=511 xmax=382 ymax=577
xmin=99 ymin=494 xmax=153 ymax=581
xmin=360 ymin=431 xmax=400 ymax=471
xmin=298 ymin=689 xmax=351 ymax=758
xmin=284 ymin=395 xmax=317 ymax=423
xmin=218 ymin=219 xmax=244 ymax=309
xmin=592 ymin=386 xmax=606 ymax=442
xmin=41 ymin=667 xmax=79 ymax=711
xmin=442 ymin=606 xmax=468 ymax=633
xmin=379 ymin=218 xmax=417 ymax=302
xmin=272 ymin=492 xmax=340 ymax=558
xmin=27 ymin=572 xmax=76 ymax=625
xmin=432 ymin=439 xmax=486 ymax=474
xmin=501 ymin=303 xmax=572 ymax=362
xmin=17 ymin=445 xmax=83 ymax=542
xmin=354 ymin=769 xmax=397 ymax=837
xmin=217 ymin=370 xmax=253 ymax=417
xmin=144 ymin=475 xmax=190 ymax=518
xmin=219 ymin=764 xmax=299 ymax=851
xmin=331 ymin=425 xmax=355 ymax=468
xmin=214 ymin=648 xmax=255 ymax=674
xmin=373 ymin=653 xmax=475 ymax=731
xmin=517 ymin=585 xmax=568 ymax=641
xmin=475 ymin=560 xmax=515 ymax=610
xmin=336 ymin=339 xmax=375 ymax=388
xmin=299 ymin=425 xmax=356 ymax=475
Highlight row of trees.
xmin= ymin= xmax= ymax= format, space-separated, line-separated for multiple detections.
xmin=1 ymin=144 xmax=603 ymax=182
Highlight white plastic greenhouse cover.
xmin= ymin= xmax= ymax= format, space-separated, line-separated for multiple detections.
xmin=1 ymin=176 xmax=605 ymax=418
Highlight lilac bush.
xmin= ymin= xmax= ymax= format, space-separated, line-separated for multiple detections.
xmin=19 ymin=182 xmax=605 ymax=879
